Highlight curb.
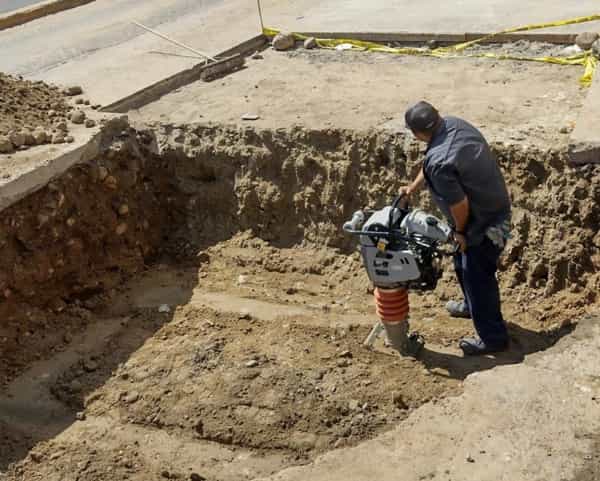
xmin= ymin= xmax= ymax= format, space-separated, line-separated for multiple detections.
xmin=0 ymin=0 xmax=94 ymax=31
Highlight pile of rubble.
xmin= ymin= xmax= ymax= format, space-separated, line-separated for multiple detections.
xmin=0 ymin=73 xmax=99 ymax=154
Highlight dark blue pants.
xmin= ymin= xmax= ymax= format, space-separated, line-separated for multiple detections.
xmin=454 ymin=237 xmax=508 ymax=347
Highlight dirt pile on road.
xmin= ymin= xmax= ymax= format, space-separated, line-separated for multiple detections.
xmin=0 ymin=73 xmax=89 ymax=152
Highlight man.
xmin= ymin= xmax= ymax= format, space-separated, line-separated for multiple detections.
xmin=401 ymin=101 xmax=511 ymax=356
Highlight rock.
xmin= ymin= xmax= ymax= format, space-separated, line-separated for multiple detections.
xmin=237 ymin=274 xmax=248 ymax=285
xmin=52 ymin=132 xmax=66 ymax=144
xmin=336 ymin=358 xmax=351 ymax=368
xmin=251 ymin=51 xmax=264 ymax=60
xmin=466 ymin=454 xmax=475 ymax=463
xmin=118 ymin=204 xmax=129 ymax=216
xmin=104 ymin=175 xmax=118 ymax=189
xmin=125 ymin=391 xmax=140 ymax=404
xmin=75 ymin=98 xmax=84 ymax=105
xmin=576 ymin=32 xmax=599 ymax=50
xmin=70 ymin=110 xmax=86 ymax=124
xmin=33 ymin=130 xmax=48 ymax=144
xmin=338 ymin=350 xmax=353 ymax=358
xmin=63 ymin=332 xmax=73 ymax=343
xmin=85 ymin=119 xmax=96 ymax=128
xmin=427 ymin=39 xmax=439 ymax=49
xmin=98 ymin=166 xmax=108 ymax=181
xmin=559 ymin=44 xmax=583 ymax=57
xmin=0 ymin=136 xmax=14 ymax=153
xmin=158 ymin=304 xmax=171 ymax=313
xmin=241 ymin=113 xmax=260 ymax=121
xmin=9 ymin=132 xmax=26 ymax=148
xmin=304 ymin=37 xmax=317 ymax=49
xmin=65 ymin=135 xmax=75 ymax=143
xmin=190 ymin=474 xmax=206 ymax=481
xmin=593 ymin=39 xmax=600 ymax=58
xmin=76 ymin=411 xmax=86 ymax=421
xmin=64 ymin=85 xmax=83 ymax=96
xmin=22 ymin=131 xmax=36 ymax=146
xmin=70 ymin=379 xmax=82 ymax=392
xmin=272 ymin=32 xmax=296 ymax=51
xmin=83 ymin=359 xmax=99 ymax=372
xmin=84 ymin=100 xmax=90 ymax=105
xmin=55 ymin=121 xmax=68 ymax=132
xmin=116 ymin=222 xmax=128 ymax=235
xmin=392 ymin=392 xmax=409 ymax=409
xmin=559 ymin=126 xmax=570 ymax=134
xmin=348 ymin=399 xmax=360 ymax=410
xmin=245 ymin=359 xmax=259 ymax=368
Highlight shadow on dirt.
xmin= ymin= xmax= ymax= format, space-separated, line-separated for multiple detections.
xmin=419 ymin=322 xmax=576 ymax=380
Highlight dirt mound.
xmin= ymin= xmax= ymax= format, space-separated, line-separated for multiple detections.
xmin=0 ymin=73 xmax=86 ymax=152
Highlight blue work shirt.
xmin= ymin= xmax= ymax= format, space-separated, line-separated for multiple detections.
xmin=423 ymin=116 xmax=511 ymax=246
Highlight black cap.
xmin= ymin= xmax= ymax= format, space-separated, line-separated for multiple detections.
xmin=405 ymin=101 xmax=440 ymax=132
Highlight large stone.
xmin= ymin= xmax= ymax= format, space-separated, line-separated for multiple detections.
xmin=70 ymin=110 xmax=86 ymax=124
xmin=575 ymin=32 xmax=599 ymax=50
xmin=272 ymin=32 xmax=296 ymax=51
xmin=593 ymin=39 xmax=600 ymax=58
xmin=33 ymin=130 xmax=48 ymax=145
xmin=22 ymin=131 xmax=36 ymax=146
xmin=0 ymin=136 xmax=14 ymax=154
xmin=9 ymin=132 xmax=26 ymax=148
xmin=63 ymin=85 xmax=83 ymax=96
xmin=304 ymin=37 xmax=317 ymax=49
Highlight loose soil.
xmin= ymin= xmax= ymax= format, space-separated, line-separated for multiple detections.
xmin=0 ymin=119 xmax=598 ymax=480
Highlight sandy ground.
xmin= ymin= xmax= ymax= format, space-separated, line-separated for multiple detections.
xmin=133 ymin=48 xmax=586 ymax=148
xmin=0 ymin=234 xmax=577 ymax=480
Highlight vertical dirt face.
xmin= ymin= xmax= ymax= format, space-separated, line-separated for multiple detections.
xmin=0 ymin=121 xmax=599 ymax=480
xmin=1 ymin=122 xmax=600 ymax=388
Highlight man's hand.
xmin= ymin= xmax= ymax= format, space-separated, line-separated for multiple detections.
xmin=398 ymin=186 xmax=412 ymax=208
xmin=453 ymin=231 xmax=467 ymax=253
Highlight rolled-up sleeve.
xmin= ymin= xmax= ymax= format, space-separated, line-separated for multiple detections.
xmin=430 ymin=163 xmax=466 ymax=206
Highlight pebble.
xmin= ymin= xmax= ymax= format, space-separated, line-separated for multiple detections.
xmin=245 ymin=359 xmax=259 ymax=368
xmin=33 ymin=130 xmax=48 ymax=144
xmin=70 ymin=110 xmax=86 ymax=124
xmin=75 ymin=98 xmax=84 ymax=104
xmin=98 ymin=166 xmax=108 ymax=181
xmin=338 ymin=350 xmax=353 ymax=358
xmin=115 ymin=222 xmax=128 ymax=235
xmin=272 ymin=32 xmax=296 ymax=51
xmin=64 ymin=85 xmax=83 ymax=96
xmin=593 ymin=39 xmax=600 ymax=58
xmin=65 ymin=135 xmax=75 ymax=143
xmin=55 ymin=121 xmax=68 ymax=131
xmin=304 ymin=37 xmax=317 ymax=49
xmin=348 ymin=399 xmax=360 ymax=410
xmin=190 ymin=474 xmax=206 ymax=481
xmin=336 ymin=358 xmax=351 ymax=368
xmin=125 ymin=391 xmax=140 ymax=404
xmin=52 ymin=132 xmax=66 ymax=144
xmin=83 ymin=359 xmax=99 ymax=372
xmin=22 ymin=131 xmax=36 ymax=146
xmin=158 ymin=304 xmax=171 ymax=313
xmin=104 ymin=175 xmax=118 ymax=189
xmin=118 ymin=204 xmax=129 ymax=216
xmin=241 ymin=113 xmax=260 ymax=121
xmin=559 ymin=126 xmax=570 ymax=134
xmin=76 ymin=411 xmax=86 ymax=421
xmin=576 ymin=32 xmax=599 ymax=50
xmin=0 ymin=136 xmax=14 ymax=154
xmin=251 ymin=51 xmax=264 ymax=60
xmin=9 ymin=132 xmax=25 ymax=148
xmin=85 ymin=119 xmax=97 ymax=128
xmin=466 ymin=455 xmax=475 ymax=463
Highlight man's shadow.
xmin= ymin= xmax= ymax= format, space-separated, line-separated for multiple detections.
xmin=417 ymin=322 xmax=575 ymax=380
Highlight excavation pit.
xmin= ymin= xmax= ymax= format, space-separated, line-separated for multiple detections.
xmin=0 ymin=119 xmax=599 ymax=481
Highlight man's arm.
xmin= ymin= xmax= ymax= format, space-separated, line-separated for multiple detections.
xmin=450 ymin=196 xmax=469 ymax=252
xmin=399 ymin=168 xmax=425 ymax=205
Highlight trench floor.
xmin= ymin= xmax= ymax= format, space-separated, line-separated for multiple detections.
xmin=0 ymin=233 xmax=577 ymax=480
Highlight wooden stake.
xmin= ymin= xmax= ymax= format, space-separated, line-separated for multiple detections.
xmin=132 ymin=21 xmax=217 ymax=63
xmin=256 ymin=0 xmax=265 ymax=32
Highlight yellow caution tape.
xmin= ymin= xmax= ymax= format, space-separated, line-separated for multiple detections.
xmin=264 ymin=13 xmax=600 ymax=86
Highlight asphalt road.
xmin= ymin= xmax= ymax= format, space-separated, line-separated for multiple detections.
xmin=0 ymin=0 xmax=42 ymax=14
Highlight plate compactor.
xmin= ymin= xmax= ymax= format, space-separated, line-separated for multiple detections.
xmin=343 ymin=197 xmax=453 ymax=356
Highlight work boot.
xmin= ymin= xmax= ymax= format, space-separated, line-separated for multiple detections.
xmin=459 ymin=337 xmax=508 ymax=356
xmin=445 ymin=300 xmax=471 ymax=319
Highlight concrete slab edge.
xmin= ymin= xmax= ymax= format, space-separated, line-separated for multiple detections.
xmin=294 ymin=31 xmax=578 ymax=45
xmin=0 ymin=117 xmax=129 ymax=213
xmin=569 ymin=61 xmax=600 ymax=164
xmin=102 ymin=34 xmax=267 ymax=114
xmin=0 ymin=0 xmax=94 ymax=31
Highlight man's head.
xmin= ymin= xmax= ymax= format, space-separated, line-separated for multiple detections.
xmin=405 ymin=101 xmax=441 ymax=143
